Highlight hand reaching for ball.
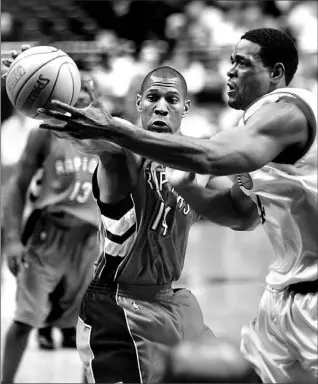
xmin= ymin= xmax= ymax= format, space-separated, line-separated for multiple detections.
xmin=38 ymin=81 xmax=128 ymax=156
xmin=1 ymin=44 xmax=31 ymax=79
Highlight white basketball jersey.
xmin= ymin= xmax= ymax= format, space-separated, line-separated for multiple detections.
xmin=237 ymin=88 xmax=317 ymax=289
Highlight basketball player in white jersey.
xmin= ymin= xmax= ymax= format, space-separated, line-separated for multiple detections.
xmin=37 ymin=28 xmax=316 ymax=383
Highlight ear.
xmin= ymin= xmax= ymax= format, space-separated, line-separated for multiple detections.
xmin=182 ymin=100 xmax=191 ymax=118
xmin=136 ymin=94 xmax=142 ymax=112
xmin=271 ymin=63 xmax=285 ymax=84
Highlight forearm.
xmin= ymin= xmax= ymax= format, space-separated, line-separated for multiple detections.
xmin=174 ymin=183 xmax=259 ymax=231
xmin=106 ymin=120 xmax=252 ymax=176
xmin=106 ymin=121 xmax=213 ymax=173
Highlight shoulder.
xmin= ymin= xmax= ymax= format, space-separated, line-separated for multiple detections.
xmin=23 ymin=127 xmax=52 ymax=161
xmin=245 ymin=88 xmax=316 ymax=125
xmin=244 ymin=89 xmax=310 ymax=144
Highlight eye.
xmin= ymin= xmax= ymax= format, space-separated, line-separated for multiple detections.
xmin=238 ymin=59 xmax=248 ymax=67
xmin=168 ymin=96 xmax=179 ymax=104
xmin=147 ymin=94 xmax=157 ymax=101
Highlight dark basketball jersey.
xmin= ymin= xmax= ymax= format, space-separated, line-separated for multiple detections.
xmin=25 ymin=131 xmax=99 ymax=229
xmin=93 ymin=159 xmax=200 ymax=285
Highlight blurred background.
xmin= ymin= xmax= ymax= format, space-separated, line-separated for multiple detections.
xmin=2 ymin=0 xmax=317 ymax=130
xmin=1 ymin=0 xmax=317 ymax=382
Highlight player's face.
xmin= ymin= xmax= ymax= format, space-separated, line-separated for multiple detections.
xmin=226 ymin=39 xmax=272 ymax=110
xmin=136 ymin=77 xmax=190 ymax=134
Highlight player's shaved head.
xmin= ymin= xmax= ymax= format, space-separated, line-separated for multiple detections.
xmin=141 ymin=66 xmax=188 ymax=98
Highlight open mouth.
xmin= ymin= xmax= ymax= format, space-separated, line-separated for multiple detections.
xmin=227 ymin=82 xmax=235 ymax=90
xmin=149 ymin=121 xmax=171 ymax=133
xmin=226 ymin=82 xmax=236 ymax=95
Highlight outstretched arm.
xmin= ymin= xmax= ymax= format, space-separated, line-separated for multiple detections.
xmin=39 ymin=99 xmax=308 ymax=176
xmin=105 ymin=101 xmax=307 ymax=175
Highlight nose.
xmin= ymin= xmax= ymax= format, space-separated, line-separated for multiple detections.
xmin=154 ymin=98 xmax=168 ymax=116
xmin=227 ymin=63 xmax=237 ymax=78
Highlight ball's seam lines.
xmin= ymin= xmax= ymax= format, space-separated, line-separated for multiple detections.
xmin=67 ymin=64 xmax=76 ymax=106
xmin=14 ymin=55 xmax=68 ymax=106
xmin=41 ymin=61 xmax=70 ymax=115
xmin=7 ymin=48 xmax=60 ymax=70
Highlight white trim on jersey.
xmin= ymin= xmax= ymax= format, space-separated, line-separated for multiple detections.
xmin=77 ymin=316 xmax=96 ymax=384
xmin=115 ymin=285 xmax=143 ymax=383
xmin=100 ymin=205 xmax=137 ymax=258
xmin=101 ymin=207 xmax=136 ymax=236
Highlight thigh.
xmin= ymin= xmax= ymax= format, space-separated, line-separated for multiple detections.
xmin=77 ymin=290 xmax=143 ymax=384
xmin=241 ymin=289 xmax=299 ymax=383
xmin=54 ymin=232 xmax=98 ymax=327
xmin=282 ymin=291 xmax=318 ymax=382
xmin=63 ymin=231 xmax=98 ymax=301
xmin=15 ymin=221 xmax=67 ymax=327
xmin=118 ymin=289 xmax=216 ymax=383
xmin=171 ymin=288 xmax=216 ymax=341
xmin=117 ymin=293 xmax=184 ymax=383
xmin=14 ymin=248 xmax=61 ymax=328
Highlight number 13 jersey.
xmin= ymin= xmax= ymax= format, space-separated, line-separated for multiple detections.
xmin=27 ymin=130 xmax=99 ymax=228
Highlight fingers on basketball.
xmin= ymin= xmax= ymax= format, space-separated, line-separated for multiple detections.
xmin=21 ymin=45 xmax=31 ymax=52
xmin=49 ymin=100 xmax=82 ymax=118
xmin=83 ymin=80 xmax=110 ymax=117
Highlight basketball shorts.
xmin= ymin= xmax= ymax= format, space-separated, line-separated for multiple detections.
xmin=241 ymin=283 xmax=318 ymax=383
xmin=14 ymin=214 xmax=99 ymax=328
xmin=77 ymin=279 xmax=215 ymax=383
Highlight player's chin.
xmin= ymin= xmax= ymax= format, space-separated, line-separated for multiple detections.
xmin=227 ymin=98 xmax=241 ymax=110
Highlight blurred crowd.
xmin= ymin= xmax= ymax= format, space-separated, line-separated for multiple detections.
xmin=1 ymin=0 xmax=317 ymax=138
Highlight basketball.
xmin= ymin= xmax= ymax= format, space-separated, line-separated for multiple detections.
xmin=5 ymin=46 xmax=81 ymax=119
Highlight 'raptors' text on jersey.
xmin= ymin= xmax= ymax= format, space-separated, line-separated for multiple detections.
xmin=93 ymin=160 xmax=200 ymax=285
xmin=24 ymin=132 xmax=99 ymax=228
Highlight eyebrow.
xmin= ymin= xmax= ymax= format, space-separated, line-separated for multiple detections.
xmin=230 ymin=54 xmax=249 ymax=62
xmin=147 ymin=88 xmax=180 ymax=96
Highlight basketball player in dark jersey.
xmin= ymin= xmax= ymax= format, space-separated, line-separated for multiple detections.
xmin=35 ymin=67 xmax=216 ymax=383
xmin=1 ymin=125 xmax=100 ymax=383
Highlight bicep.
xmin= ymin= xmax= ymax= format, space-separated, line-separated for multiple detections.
xmin=97 ymin=152 xmax=143 ymax=204
xmin=239 ymin=102 xmax=307 ymax=169
xmin=207 ymin=101 xmax=307 ymax=174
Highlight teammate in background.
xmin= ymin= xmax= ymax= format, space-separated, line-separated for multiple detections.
xmin=31 ymin=65 xmax=217 ymax=382
xmin=35 ymin=81 xmax=96 ymax=351
xmin=38 ymin=28 xmax=317 ymax=383
xmin=0 ymin=83 xmax=100 ymax=382
xmin=26 ymin=169 xmax=80 ymax=350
